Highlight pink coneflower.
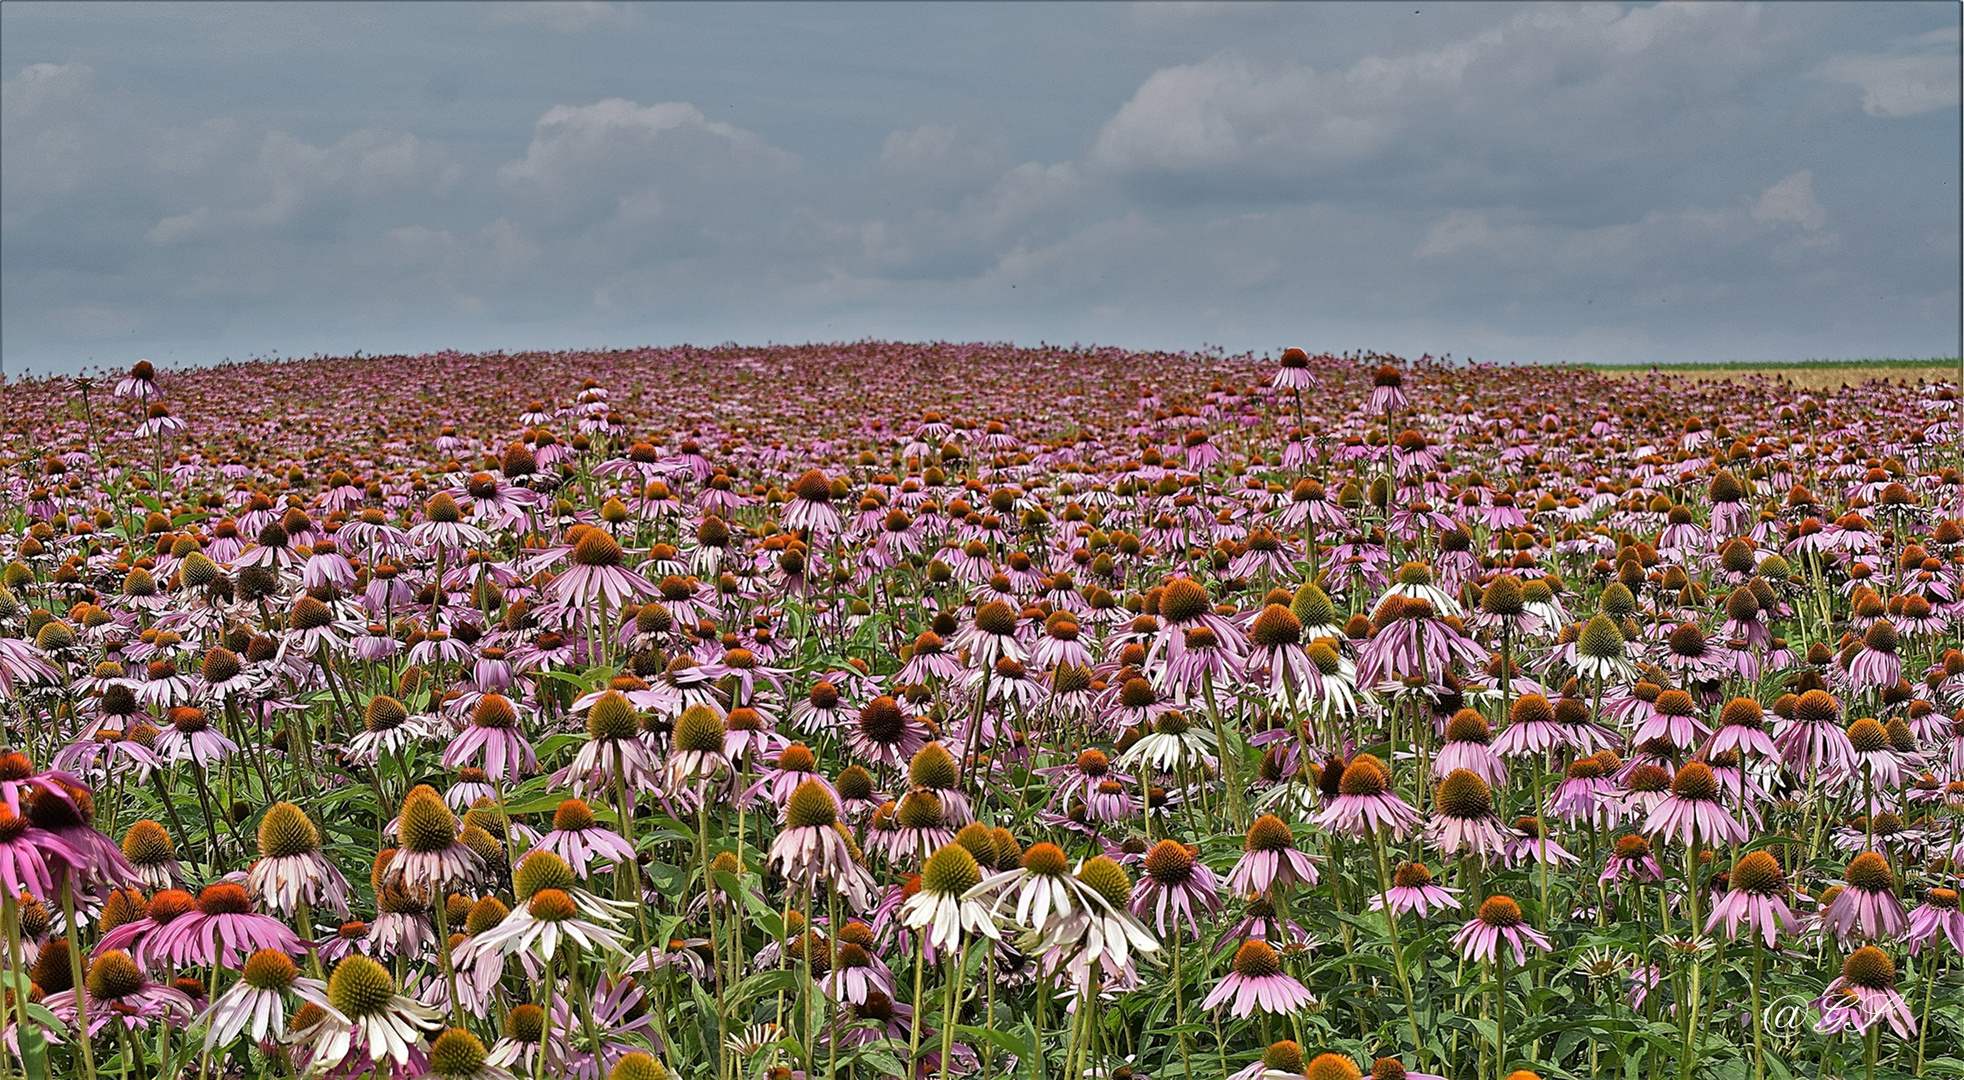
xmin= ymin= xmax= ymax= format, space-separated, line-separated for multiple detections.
xmin=1704 ymin=696 xmax=1778 ymax=760
xmin=1427 ymin=769 xmax=1514 ymax=862
xmin=1600 ymin=834 xmax=1665 ymax=886
xmin=1367 ymin=364 xmax=1409 ymax=413
xmin=665 ymin=704 xmax=731 ymax=793
xmin=47 ymin=949 xmax=195 ymax=1038
xmin=1821 ymin=852 xmax=1909 ymax=946
xmin=553 ymin=691 xmax=661 ymax=803
xmin=247 ymin=802 xmax=351 ymax=917
xmin=1491 ymin=693 xmax=1567 ymax=758
xmin=1814 ymin=946 xmax=1916 ymax=1037
xmin=146 ymin=882 xmax=304 ymax=968
xmin=1550 ymin=752 xmax=1623 ymax=827
xmin=785 ymin=470 xmax=843 ymax=539
xmin=441 ymin=695 xmax=538 ymax=789
xmin=0 ymin=803 xmax=82 ymax=902
xmin=950 ymin=600 xmax=1027 ymax=672
xmin=1201 ymin=939 xmax=1316 ymax=1018
xmin=153 ymin=706 xmax=237 ymax=768
xmin=1356 ymin=594 xmax=1486 ymax=688
xmin=530 ymin=799 xmax=636 ymax=879
xmin=552 ymin=528 xmax=657 ymax=609
xmin=388 ymin=787 xmax=485 ymax=894
xmin=900 ymin=843 xmax=999 ymax=953
xmin=1643 ymin=762 xmax=1748 ymax=848
xmin=896 ymin=633 xmax=963 ymax=687
xmin=1705 ymin=851 xmax=1799 ymax=947
xmin=845 ymin=695 xmax=927 ymax=770
xmin=1435 ymin=708 xmax=1508 ymax=788
xmin=1505 ymin=817 xmax=1578 ymax=870
xmin=767 ymin=780 xmax=876 ymax=911
xmin=1454 ymin=894 xmax=1552 ymax=964
xmin=1907 ymin=887 xmax=1964 ymax=957
xmin=746 ymin=742 xmax=834 ymax=811
xmin=1315 ymin=753 xmax=1421 ymax=840
xmin=1844 ymin=619 xmax=1902 ymax=691
xmin=1774 ymin=688 xmax=1855 ymax=774
xmin=292 ymin=955 xmax=445 ymax=1072
xmin=1129 ymin=838 xmax=1223 ymax=937
xmin=1226 ymin=815 xmax=1321 ymax=896
xmin=1629 ymin=688 xmax=1708 ymax=752
xmin=1370 ymin=860 xmax=1462 ymax=918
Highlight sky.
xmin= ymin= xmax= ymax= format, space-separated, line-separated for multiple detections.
xmin=2 ymin=1 xmax=1959 ymax=376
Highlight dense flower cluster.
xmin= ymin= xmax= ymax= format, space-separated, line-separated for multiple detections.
xmin=0 ymin=343 xmax=1958 ymax=1080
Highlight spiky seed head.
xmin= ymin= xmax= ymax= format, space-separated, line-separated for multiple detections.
xmin=1477 ymin=895 xmax=1524 ymax=928
xmin=1578 ymin=614 xmax=1626 ymax=659
xmin=1230 ymin=939 xmax=1282 ymax=978
xmin=1076 ymin=855 xmax=1132 ymax=909
xmin=909 ymin=742 xmax=959 ymax=790
xmin=1845 ymin=852 xmax=1894 ymax=893
xmin=608 ymin=1051 xmax=672 ymax=1080
xmin=1306 ymin=1054 xmax=1365 ymax=1080
xmin=122 ymin=819 xmax=175 ymax=865
xmin=513 ymin=851 xmax=575 ymax=900
xmin=1245 ymin=814 xmax=1296 ymax=853
xmin=258 ymin=802 xmax=320 ymax=858
xmin=242 ymin=948 xmax=299 ymax=991
xmin=1671 ymin=762 xmax=1719 ymax=802
xmin=427 ymin=1028 xmax=491 ymax=1078
xmin=1730 ymin=851 xmax=1785 ymax=896
xmin=586 ymin=691 xmax=640 ymax=740
xmin=327 ymin=956 xmax=397 ymax=1018
xmin=86 ymin=949 xmax=145 ymax=1000
xmin=1436 ymin=769 xmax=1494 ymax=819
xmin=1841 ymin=946 xmax=1895 ymax=991
xmin=896 ymin=790 xmax=944 ymax=830
xmin=673 ymin=704 xmax=726 ymax=753
xmin=920 ymin=842 xmax=982 ymax=896
xmin=785 ymin=780 xmax=840 ymax=829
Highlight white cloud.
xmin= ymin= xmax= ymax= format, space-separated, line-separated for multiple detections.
xmin=242 ymin=129 xmax=460 ymax=227
xmin=496 ymin=99 xmax=799 ymax=231
xmin=148 ymin=209 xmax=210 ymax=245
xmin=1818 ymin=52 xmax=1960 ymax=117
xmin=1751 ymin=170 xmax=1827 ymax=231
xmin=1413 ymin=210 xmax=1533 ymax=260
xmin=485 ymin=2 xmax=625 ymax=34
xmin=0 ymin=63 xmax=96 ymax=200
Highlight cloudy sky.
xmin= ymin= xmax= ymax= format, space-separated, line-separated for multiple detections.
xmin=3 ymin=1 xmax=1958 ymax=375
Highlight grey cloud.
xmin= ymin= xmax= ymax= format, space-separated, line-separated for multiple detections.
xmin=0 ymin=2 xmax=1955 ymax=373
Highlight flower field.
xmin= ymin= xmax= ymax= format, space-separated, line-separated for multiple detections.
xmin=0 ymin=343 xmax=1959 ymax=1080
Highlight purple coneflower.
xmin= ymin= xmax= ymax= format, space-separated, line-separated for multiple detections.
xmin=1454 ymin=894 xmax=1552 ymax=964
xmin=1201 ymin=939 xmax=1315 ymax=1018
xmin=1704 ymin=850 xmax=1799 ymax=947
xmin=1427 ymin=769 xmax=1514 ymax=862
xmin=1370 ymin=860 xmax=1461 ymax=918
xmin=1315 ymin=753 xmax=1420 ymax=840
xmin=1813 ymin=946 xmax=1916 ymax=1037
xmin=1643 ymin=761 xmax=1748 ymax=848
xmin=1226 ymin=814 xmax=1321 ymax=895
xmin=1820 ymin=851 xmax=1909 ymax=946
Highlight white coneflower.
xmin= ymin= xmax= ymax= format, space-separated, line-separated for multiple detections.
xmin=203 ymin=947 xmax=341 ymax=1051
xmin=900 ymin=843 xmax=1001 ymax=953
xmin=293 ymin=955 xmax=444 ymax=1071
xmin=456 ymin=851 xmax=632 ymax=967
